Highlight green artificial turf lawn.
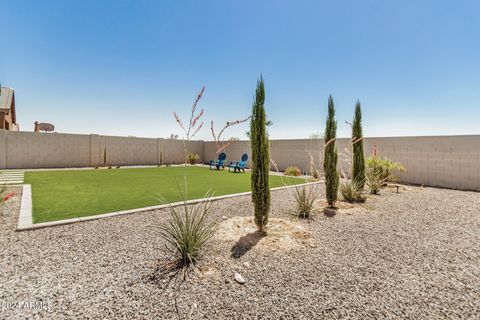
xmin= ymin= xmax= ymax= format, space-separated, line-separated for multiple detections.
xmin=25 ymin=166 xmax=303 ymax=223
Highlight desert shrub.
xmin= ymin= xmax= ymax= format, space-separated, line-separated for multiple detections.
xmin=292 ymin=185 xmax=318 ymax=218
xmin=154 ymin=192 xmax=216 ymax=267
xmin=186 ymin=153 xmax=200 ymax=165
xmin=284 ymin=166 xmax=302 ymax=177
xmin=340 ymin=179 xmax=365 ymax=202
xmin=365 ymin=168 xmax=385 ymax=194
xmin=366 ymin=153 xmax=404 ymax=183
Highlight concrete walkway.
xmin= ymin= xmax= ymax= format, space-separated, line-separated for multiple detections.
xmin=0 ymin=170 xmax=25 ymax=185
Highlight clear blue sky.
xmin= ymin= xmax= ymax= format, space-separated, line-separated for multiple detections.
xmin=1 ymin=0 xmax=479 ymax=139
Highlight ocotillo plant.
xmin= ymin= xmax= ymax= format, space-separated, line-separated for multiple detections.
xmin=250 ymin=75 xmax=270 ymax=231
xmin=324 ymin=95 xmax=339 ymax=208
xmin=352 ymin=100 xmax=365 ymax=188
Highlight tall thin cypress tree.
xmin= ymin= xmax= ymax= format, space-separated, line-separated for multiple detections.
xmin=250 ymin=75 xmax=270 ymax=232
xmin=324 ymin=95 xmax=339 ymax=207
xmin=352 ymin=100 xmax=365 ymax=188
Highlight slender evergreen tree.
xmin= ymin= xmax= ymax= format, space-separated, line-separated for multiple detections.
xmin=324 ymin=95 xmax=339 ymax=207
xmin=250 ymin=75 xmax=270 ymax=231
xmin=352 ymin=100 xmax=365 ymax=188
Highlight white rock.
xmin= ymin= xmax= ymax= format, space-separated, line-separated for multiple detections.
xmin=243 ymin=262 xmax=250 ymax=268
xmin=234 ymin=272 xmax=246 ymax=284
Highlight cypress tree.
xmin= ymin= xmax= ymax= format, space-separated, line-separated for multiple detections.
xmin=324 ymin=95 xmax=339 ymax=207
xmin=250 ymin=75 xmax=270 ymax=232
xmin=352 ymin=100 xmax=365 ymax=188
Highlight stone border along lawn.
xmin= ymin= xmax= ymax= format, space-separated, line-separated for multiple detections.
xmin=19 ymin=166 xmax=313 ymax=230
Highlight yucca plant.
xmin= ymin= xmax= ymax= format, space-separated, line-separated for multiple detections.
xmin=365 ymin=168 xmax=386 ymax=194
xmin=292 ymin=184 xmax=319 ymax=219
xmin=154 ymin=190 xmax=217 ymax=270
xmin=340 ymin=179 xmax=365 ymax=202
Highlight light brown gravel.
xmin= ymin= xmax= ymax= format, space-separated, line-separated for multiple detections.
xmin=0 ymin=185 xmax=479 ymax=319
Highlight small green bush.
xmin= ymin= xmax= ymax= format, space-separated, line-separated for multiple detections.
xmin=292 ymin=185 xmax=318 ymax=218
xmin=366 ymin=153 xmax=405 ymax=183
xmin=284 ymin=166 xmax=302 ymax=177
xmin=340 ymin=179 xmax=365 ymax=202
xmin=365 ymin=151 xmax=404 ymax=194
xmin=187 ymin=153 xmax=200 ymax=165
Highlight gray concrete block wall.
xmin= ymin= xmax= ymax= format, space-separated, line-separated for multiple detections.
xmin=98 ymin=135 xmax=158 ymax=166
xmin=0 ymin=129 xmax=478 ymax=191
xmin=0 ymin=130 xmax=6 ymax=169
xmin=162 ymin=140 xmax=204 ymax=165
xmin=205 ymin=136 xmax=480 ymax=191
xmin=5 ymin=131 xmax=91 ymax=169
xmin=0 ymin=130 xmax=203 ymax=169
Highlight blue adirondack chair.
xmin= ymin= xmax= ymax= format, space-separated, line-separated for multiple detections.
xmin=210 ymin=152 xmax=227 ymax=170
xmin=227 ymin=154 xmax=248 ymax=173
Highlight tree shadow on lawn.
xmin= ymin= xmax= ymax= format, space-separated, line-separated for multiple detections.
xmin=231 ymin=231 xmax=266 ymax=259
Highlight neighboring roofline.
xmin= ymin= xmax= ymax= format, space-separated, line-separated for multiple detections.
xmin=0 ymin=87 xmax=16 ymax=123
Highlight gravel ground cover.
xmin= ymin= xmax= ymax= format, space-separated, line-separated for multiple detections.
xmin=1 ymin=185 xmax=479 ymax=319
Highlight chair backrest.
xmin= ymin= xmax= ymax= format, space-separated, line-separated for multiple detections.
xmin=218 ymin=153 xmax=227 ymax=161
xmin=238 ymin=154 xmax=248 ymax=168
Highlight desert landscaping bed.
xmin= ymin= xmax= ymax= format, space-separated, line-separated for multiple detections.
xmin=1 ymin=185 xmax=479 ymax=319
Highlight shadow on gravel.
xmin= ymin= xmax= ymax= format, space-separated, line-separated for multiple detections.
xmin=231 ymin=231 xmax=265 ymax=259
xmin=323 ymin=207 xmax=337 ymax=217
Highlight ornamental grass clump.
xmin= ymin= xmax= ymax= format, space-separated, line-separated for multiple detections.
xmin=292 ymin=184 xmax=319 ymax=219
xmin=340 ymin=179 xmax=365 ymax=202
xmin=154 ymin=190 xmax=216 ymax=268
xmin=365 ymin=169 xmax=385 ymax=195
